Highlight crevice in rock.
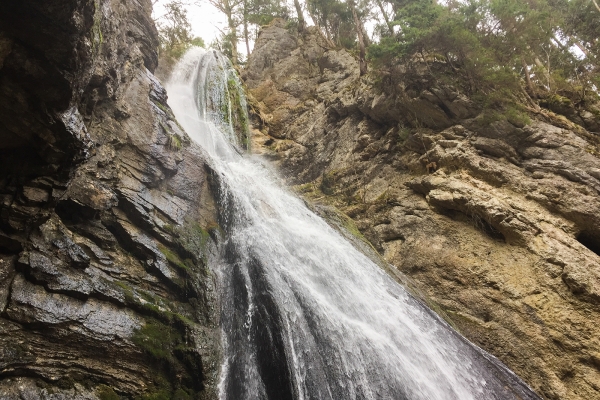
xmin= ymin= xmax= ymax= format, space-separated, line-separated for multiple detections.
xmin=0 ymin=369 xmax=53 ymax=384
xmin=1 ymin=270 xmax=17 ymax=315
xmin=576 ymin=230 xmax=600 ymax=257
xmin=55 ymin=199 xmax=98 ymax=223
xmin=0 ymin=232 xmax=23 ymax=253
xmin=440 ymin=208 xmax=505 ymax=241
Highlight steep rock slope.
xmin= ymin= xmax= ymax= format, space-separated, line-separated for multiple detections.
xmin=0 ymin=1 xmax=219 ymax=398
xmin=245 ymin=20 xmax=600 ymax=400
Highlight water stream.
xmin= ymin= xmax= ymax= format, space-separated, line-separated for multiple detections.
xmin=166 ymin=48 xmax=541 ymax=400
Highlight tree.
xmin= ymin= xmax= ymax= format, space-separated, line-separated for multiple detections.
xmin=349 ymin=0 xmax=367 ymax=75
xmin=156 ymin=1 xmax=205 ymax=65
xmin=203 ymin=0 xmax=242 ymax=64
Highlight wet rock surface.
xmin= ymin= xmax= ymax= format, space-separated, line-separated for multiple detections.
xmin=0 ymin=0 xmax=219 ymax=398
xmin=246 ymin=20 xmax=600 ymax=400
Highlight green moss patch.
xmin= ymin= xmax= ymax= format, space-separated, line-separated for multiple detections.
xmin=158 ymin=243 xmax=190 ymax=272
xmin=132 ymin=317 xmax=204 ymax=399
xmin=97 ymin=385 xmax=120 ymax=400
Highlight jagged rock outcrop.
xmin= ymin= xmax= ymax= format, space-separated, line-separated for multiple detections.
xmin=0 ymin=1 xmax=219 ymax=398
xmin=245 ymin=20 xmax=600 ymax=400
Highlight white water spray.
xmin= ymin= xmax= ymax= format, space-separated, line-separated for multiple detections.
xmin=166 ymin=48 xmax=540 ymax=400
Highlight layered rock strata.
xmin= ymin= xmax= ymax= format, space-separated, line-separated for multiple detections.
xmin=245 ymin=20 xmax=600 ymax=400
xmin=0 ymin=0 xmax=219 ymax=398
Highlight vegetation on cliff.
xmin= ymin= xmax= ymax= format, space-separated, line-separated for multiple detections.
xmin=155 ymin=1 xmax=206 ymax=71
xmin=189 ymin=0 xmax=598 ymax=127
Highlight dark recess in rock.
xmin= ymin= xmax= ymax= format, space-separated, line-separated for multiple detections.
xmin=576 ymin=231 xmax=600 ymax=257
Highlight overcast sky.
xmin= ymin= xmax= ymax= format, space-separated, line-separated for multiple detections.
xmin=153 ymin=0 xmax=229 ymax=49
xmin=151 ymin=0 xmax=380 ymax=59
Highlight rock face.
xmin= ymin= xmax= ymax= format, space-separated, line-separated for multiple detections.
xmin=245 ymin=20 xmax=600 ymax=400
xmin=0 ymin=0 xmax=219 ymax=398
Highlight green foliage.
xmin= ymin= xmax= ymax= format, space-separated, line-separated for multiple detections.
xmin=368 ymin=0 xmax=600 ymax=116
xmin=505 ymin=107 xmax=532 ymax=128
xmin=190 ymin=37 xmax=205 ymax=48
xmin=97 ymin=385 xmax=120 ymax=400
xmin=156 ymin=1 xmax=205 ymax=65
xmin=307 ymin=0 xmax=356 ymax=48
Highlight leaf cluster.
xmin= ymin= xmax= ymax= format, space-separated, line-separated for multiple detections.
xmin=368 ymin=0 xmax=600 ymax=110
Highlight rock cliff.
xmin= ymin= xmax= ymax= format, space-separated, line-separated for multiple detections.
xmin=245 ymin=20 xmax=600 ymax=400
xmin=0 ymin=1 xmax=219 ymax=398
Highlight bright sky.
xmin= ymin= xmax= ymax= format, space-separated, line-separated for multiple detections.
xmin=152 ymin=0 xmax=296 ymax=59
xmin=151 ymin=0 xmax=381 ymax=59
xmin=153 ymin=0 xmax=229 ymax=48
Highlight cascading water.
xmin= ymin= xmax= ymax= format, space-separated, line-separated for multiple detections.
xmin=166 ymin=48 xmax=541 ymax=400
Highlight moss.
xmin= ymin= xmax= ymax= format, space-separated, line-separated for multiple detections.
xmin=226 ymin=73 xmax=251 ymax=149
xmin=339 ymin=213 xmax=365 ymax=242
xmin=162 ymin=223 xmax=176 ymax=236
xmin=154 ymin=101 xmax=170 ymax=114
xmin=167 ymin=134 xmax=183 ymax=151
xmin=545 ymin=94 xmax=573 ymax=107
xmin=142 ymin=302 xmax=162 ymax=315
xmin=295 ymin=183 xmax=317 ymax=194
xmin=320 ymin=171 xmax=337 ymax=195
xmin=97 ymin=385 xmax=120 ymax=400
xmin=137 ymin=387 xmax=171 ymax=400
xmin=132 ymin=318 xmax=202 ymax=399
xmin=398 ymin=126 xmax=410 ymax=142
xmin=158 ymin=243 xmax=189 ymax=272
xmin=133 ymin=319 xmax=182 ymax=361
xmin=114 ymin=281 xmax=135 ymax=303
xmin=373 ymin=189 xmax=391 ymax=204
xmin=172 ymin=388 xmax=192 ymax=400
xmin=159 ymin=121 xmax=170 ymax=133
xmin=91 ymin=0 xmax=103 ymax=51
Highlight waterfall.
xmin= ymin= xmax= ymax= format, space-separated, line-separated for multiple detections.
xmin=166 ymin=48 xmax=541 ymax=400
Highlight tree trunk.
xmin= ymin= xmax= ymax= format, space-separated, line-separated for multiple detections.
xmin=294 ymin=0 xmax=305 ymax=33
xmin=350 ymin=0 xmax=367 ymax=76
xmin=375 ymin=0 xmax=394 ymax=35
xmin=243 ymin=0 xmax=250 ymax=57
xmin=227 ymin=14 xmax=238 ymax=65
xmin=574 ymin=42 xmax=590 ymax=58
xmin=521 ymin=57 xmax=536 ymax=98
xmin=243 ymin=20 xmax=250 ymax=58
xmin=535 ymin=56 xmax=551 ymax=91
xmin=307 ymin=8 xmax=335 ymax=47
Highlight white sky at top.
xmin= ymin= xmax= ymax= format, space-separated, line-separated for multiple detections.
xmin=153 ymin=1 xmax=229 ymax=49
xmin=152 ymin=0 xmax=382 ymax=59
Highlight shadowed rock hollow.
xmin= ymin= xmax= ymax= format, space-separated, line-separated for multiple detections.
xmin=245 ymin=19 xmax=600 ymax=400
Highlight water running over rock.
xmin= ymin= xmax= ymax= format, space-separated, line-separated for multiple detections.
xmin=166 ymin=48 xmax=541 ymax=400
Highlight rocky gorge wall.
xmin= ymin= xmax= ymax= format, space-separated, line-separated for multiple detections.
xmin=0 ymin=1 xmax=219 ymax=398
xmin=244 ymin=20 xmax=600 ymax=400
